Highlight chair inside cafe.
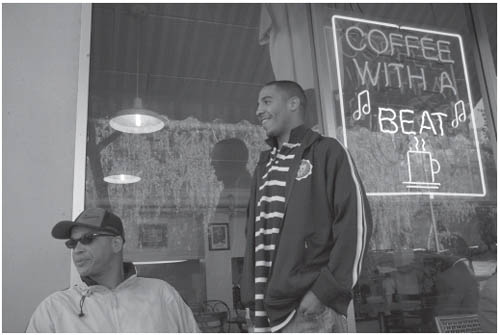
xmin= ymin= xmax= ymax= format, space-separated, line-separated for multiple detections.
xmin=353 ymin=249 xmax=481 ymax=333
xmin=193 ymin=300 xmax=231 ymax=333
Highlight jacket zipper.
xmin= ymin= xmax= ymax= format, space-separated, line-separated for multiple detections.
xmin=264 ymin=139 xmax=313 ymax=299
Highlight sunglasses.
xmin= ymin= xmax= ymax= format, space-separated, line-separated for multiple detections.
xmin=65 ymin=232 xmax=117 ymax=249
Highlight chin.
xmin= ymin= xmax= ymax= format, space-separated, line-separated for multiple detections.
xmin=264 ymin=128 xmax=276 ymax=137
xmin=75 ymin=264 xmax=94 ymax=277
xmin=76 ymin=268 xmax=91 ymax=277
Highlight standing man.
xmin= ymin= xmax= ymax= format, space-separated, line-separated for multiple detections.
xmin=27 ymin=208 xmax=200 ymax=332
xmin=241 ymin=81 xmax=372 ymax=332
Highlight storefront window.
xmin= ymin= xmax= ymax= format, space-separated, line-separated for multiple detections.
xmin=85 ymin=3 xmax=495 ymax=332
xmin=478 ymin=3 xmax=497 ymax=72
xmin=311 ymin=3 xmax=496 ymax=332
xmin=85 ymin=3 xmax=319 ymax=328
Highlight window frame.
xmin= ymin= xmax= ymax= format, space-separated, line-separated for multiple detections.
xmin=71 ymin=3 xmax=92 ymax=285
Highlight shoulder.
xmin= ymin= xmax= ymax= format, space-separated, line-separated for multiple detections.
xmin=135 ymin=276 xmax=171 ymax=289
xmin=316 ymin=135 xmax=344 ymax=150
xmin=311 ymin=135 xmax=348 ymax=160
xmin=42 ymin=287 xmax=77 ymax=303
xmin=135 ymin=277 xmax=182 ymax=299
xmin=32 ymin=287 xmax=77 ymax=316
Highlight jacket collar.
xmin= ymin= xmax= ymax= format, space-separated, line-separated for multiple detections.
xmin=265 ymin=124 xmax=309 ymax=148
xmin=80 ymin=262 xmax=136 ymax=287
xmin=258 ymin=126 xmax=321 ymax=166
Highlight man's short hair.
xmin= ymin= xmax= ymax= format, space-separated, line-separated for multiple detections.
xmin=264 ymin=80 xmax=307 ymax=111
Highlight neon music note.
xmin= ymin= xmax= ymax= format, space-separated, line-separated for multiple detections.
xmin=451 ymin=100 xmax=466 ymax=128
xmin=353 ymin=90 xmax=371 ymax=121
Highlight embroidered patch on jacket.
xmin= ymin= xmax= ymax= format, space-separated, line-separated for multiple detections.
xmin=296 ymin=159 xmax=313 ymax=181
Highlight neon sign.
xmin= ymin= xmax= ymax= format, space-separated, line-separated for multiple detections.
xmin=332 ymin=15 xmax=485 ymax=197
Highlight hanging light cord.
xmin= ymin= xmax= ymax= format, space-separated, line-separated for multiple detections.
xmin=135 ymin=15 xmax=140 ymax=98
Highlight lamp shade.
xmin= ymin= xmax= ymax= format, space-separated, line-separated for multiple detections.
xmin=133 ymin=260 xmax=187 ymax=265
xmin=110 ymin=97 xmax=165 ymax=134
xmin=104 ymin=174 xmax=141 ymax=184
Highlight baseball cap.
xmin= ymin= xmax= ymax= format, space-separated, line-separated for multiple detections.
xmin=52 ymin=208 xmax=124 ymax=240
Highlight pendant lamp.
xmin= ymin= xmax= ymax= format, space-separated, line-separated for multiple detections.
xmin=104 ymin=174 xmax=141 ymax=184
xmin=109 ymin=6 xmax=164 ymax=134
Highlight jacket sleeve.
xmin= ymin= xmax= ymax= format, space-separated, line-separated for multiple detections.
xmin=310 ymin=140 xmax=372 ymax=315
xmin=26 ymin=298 xmax=56 ymax=333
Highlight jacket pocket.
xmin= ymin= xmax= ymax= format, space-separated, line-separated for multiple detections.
xmin=302 ymin=235 xmax=329 ymax=269
xmin=301 ymin=237 xmax=314 ymax=268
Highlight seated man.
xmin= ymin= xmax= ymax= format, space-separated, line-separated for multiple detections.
xmin=433 ymin=253 xmax=479 ymax=316
xmin=27 ymin=208 xmax=200 ymax=332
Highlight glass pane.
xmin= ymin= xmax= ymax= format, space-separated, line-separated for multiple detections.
xmin=85 ymin=3 xmax=319 ymax=327
xmin=480 ymin=3 xmax=497 ymax=72
xmin=311 ymin=3 xmax=496 ymax=332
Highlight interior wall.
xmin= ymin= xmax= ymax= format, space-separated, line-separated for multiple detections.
xmin=205 ymin=209 xmax=247 ymax=310
xmin=2 ymin=4 xmax=82 ymax=332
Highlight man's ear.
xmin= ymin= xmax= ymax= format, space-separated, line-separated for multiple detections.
xmin=287 ymin=96 xmax=300 ymax=111
xmin=111 ymin=236 xmax=124 ymax=253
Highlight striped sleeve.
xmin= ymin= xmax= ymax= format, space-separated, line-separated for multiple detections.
xmin=309 ymin=138 xmax=372 ymax=316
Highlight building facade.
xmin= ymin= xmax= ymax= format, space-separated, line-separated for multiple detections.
xmin=3 ymin=3 xmax=496 ymax=332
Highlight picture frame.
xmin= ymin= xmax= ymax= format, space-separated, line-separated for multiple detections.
xmin=138 ymin=224 xmax=168 ymax=248
xmin=208 ymin=223 xmax=230 ymax=251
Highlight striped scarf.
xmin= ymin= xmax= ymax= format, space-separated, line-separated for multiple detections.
xmin=253 ymin=142 xmax=301 ymax=332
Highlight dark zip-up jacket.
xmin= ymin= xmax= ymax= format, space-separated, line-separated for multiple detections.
xmin=241 ymin=126 xmax=372 ymax=328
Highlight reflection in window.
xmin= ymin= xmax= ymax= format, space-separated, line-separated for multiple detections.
xmin=84 ymin=3 xmax=495 ymax=333
xmin=311 ymin=3 xmax=496 ymax=332
xmin=86 ymin=4 xmax=321 ymax=325
xmin=85 ymin=4 xmax=275 ymax=313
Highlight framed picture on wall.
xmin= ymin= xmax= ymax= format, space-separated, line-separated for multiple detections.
xmin=138 ymin=224 xmax=168 ymax=248
xmin=208 ymin=223 xmax=230 ymax=251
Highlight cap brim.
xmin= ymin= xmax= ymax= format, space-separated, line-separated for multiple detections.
xmin=51 ymin=221 xmax=102 ymax=239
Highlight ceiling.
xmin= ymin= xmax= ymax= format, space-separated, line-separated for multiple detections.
xmin=89 ymin=3 xmax=273 ymax=123
xmin=88 ymin=3 xmax=496 ymax=123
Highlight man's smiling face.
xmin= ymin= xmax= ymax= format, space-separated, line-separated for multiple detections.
xmin=256 ymin=84 xmax=293 ymax=139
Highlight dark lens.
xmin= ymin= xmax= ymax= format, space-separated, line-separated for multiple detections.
xmin=79 ymin=233 xmax=96 ymax=245
xmin=65 ymin=239 xmax=77 ymax=249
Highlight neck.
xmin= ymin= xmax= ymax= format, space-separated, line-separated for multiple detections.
xmin=90 ymin=261 xmax=125 ymax=289
xmin=277 ymin=133 xmax=290 ymax=149
xmin=277 ymin=121 xmax=304 ymax=148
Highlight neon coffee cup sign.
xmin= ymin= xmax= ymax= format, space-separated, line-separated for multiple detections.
xmin=331 ymin=15 xmax=485 ymax=197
